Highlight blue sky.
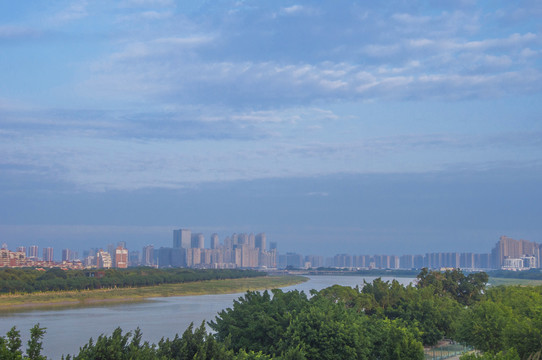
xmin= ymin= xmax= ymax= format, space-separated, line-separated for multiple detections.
xmin=1 ymin=0 xmax=541 ymax=257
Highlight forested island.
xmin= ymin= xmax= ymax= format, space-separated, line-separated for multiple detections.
xmin=2 ymin=269 xmax=541 ymax=359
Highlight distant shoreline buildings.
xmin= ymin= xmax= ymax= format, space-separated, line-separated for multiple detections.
xmin=0 ymin=234 xmax=540 ymax=272
xmin=284 ymin=235 xmax=540 ymax=271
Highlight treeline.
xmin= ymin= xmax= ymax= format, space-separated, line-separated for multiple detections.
xmin=487 ymin=268 xmax=542 ymax=280
xmin=0 ymin=268 xmax=265 ymax=294
xmin=2 ymin=269 xmax=542 ymax=359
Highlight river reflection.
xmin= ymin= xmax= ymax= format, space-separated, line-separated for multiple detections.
xmin=0 ymin=275 xmax=413 ymax=359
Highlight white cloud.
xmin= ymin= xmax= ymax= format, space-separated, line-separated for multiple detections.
xmin=392 ymin=13 xmax=432 ymax=24
xmin=81 ymin=44 xmax=542 ymax=105
xmin=282 ymin=5 xmax=304 ymax=15
xmin=153 ymin=36 xmax=214 ymax=46
xmin=520 ymin=48 xmax=538 ymax=58
xmin=49 ymin=0 xmax=89 ymax=24
xmin=278 ymin=5 xmax=318 ymax=16
xmin=117 ymin=10 xmax=173 ymax=22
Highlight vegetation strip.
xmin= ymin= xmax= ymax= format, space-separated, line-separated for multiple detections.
xmin=0 ymin=275 xmax=307 ymax=311
xmin=0 ymin=267 xmax=267 ymax=294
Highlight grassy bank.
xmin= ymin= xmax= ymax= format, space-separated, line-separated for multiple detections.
xmin=0 ymin=275 xmax=307 ymax=311
xmin=488 ymin=277 xmax=542 ymax=286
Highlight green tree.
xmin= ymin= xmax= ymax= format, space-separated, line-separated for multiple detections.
xmin=26 ymin=324 xmax=46 ymax=360
xmin=0 ymin=327 xmax=23 ymax=360
xmin=70 ymin=327 xmax=158 ymax=360
xmin=281 ymin=296 xmax=371 ymax=360
xmin=157 ymin=322 xmax=233 ymax=360
xmin=457 ymin=301 xmax=511 ymax=353
xmin=210 ymin=289 xmax=309 ymax=355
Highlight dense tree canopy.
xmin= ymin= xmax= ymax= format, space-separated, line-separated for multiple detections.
xmin=0 ymin=268 xmax=265 ymax=294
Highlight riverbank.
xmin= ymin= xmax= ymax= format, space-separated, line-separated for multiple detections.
xmin=0 ymin=275 xmax=307 ymax=312
xmin=488 ymin=277 xmax=542 ymax=286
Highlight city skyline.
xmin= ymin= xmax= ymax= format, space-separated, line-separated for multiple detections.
xmin=2 ymin=232 xmax=540 ymax=273
xmin=1 ymin=1 xmax=541 ymax=255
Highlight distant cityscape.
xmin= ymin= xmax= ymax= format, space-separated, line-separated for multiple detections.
xmin=0 ymin=232 xmax=540 ymax=272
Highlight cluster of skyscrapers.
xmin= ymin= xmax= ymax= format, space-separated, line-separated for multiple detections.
xmin=1 ymin=234 xmax=540 ymax=271
xmin=153 ymin=229 xmax=277 ymax=269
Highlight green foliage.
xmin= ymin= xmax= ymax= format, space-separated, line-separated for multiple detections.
xmin=157 ymin=322 xmax=234 ymax=360
xmin=416 ymin=268 xmax=488 ymax=306
xmin=26 ymin=325 xmax=46 ymax=360
xmin=68 ymin=322 xmax=272 ymax=360
xmin=282 ymin=296 xmax=371 ymax=360
xmin=488 ymin=269 xmax=542 ymax=281
xmin=318 ymin=277 xmax=464 ymax=346
xmin=457 ymin=301 xmax=510 ymax=353
xmin=0 ymin=268 xmax=266 ymax=294
xmin=458 ymin=285 xmax=542 ymax=359
xmin=0 ymin=327 xmax=23 ymax=360
xmin=210 ymin=289 xmax=309 ymax=355
xmin=69 ymin=327 xmax=159 ymax=360
xmin=211 ymin=286 xmax=425 ymax=359
xmin=0 ymin=325 xmax=47 ymax=360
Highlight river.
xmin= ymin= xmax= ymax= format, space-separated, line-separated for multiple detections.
xmin=0 ymin=275 xmax=414 ymax=359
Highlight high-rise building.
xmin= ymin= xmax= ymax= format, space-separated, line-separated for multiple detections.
xmin=186 ymin=248 xmax=201 ymax=267
xmin=223 ymin=237 xmax=232 ymax=249
xmin=460 ymin=253 xmax=475 ymax=269
xmin=238 ymin=233 xmax=248 ymax=245
xmin=305 ymin=255 xmax=324 ymax=268
xmin=474 ymin=253 xmax=491 ymax=269
xmin=142 ymin=245 xmax=154 ymax=266
xmin=62 ymin=249 xmax=72 ymax=262
xmin=173 ymin=229 xmax=191 ymax=248
xmin=115 ymin=246 xmax=128 ymax=268
xmin=400 ymin=254 xmax=414 ymax=269
xmin=107 ymin=244 xmax=116 ymax=265
xmin=43 ymin=247 xmax=54 ymax=262
xmin=210 ymin=234 xmax=220 ymax=249
xmin=96 ymin=250 xmax=112 ymax=269
xmin=334 ymin=254 xmax=352 ymax=268
xmin=255 ymin=233 xmax=266 ymax=251
xmin=491 ymin=236 xmax=540 ymax=269
xmin=28 ymin=245 xmax=39 ymax=259
xmin=191 ymin=233 xmax=204 ymax=249
xmin=129 ymin=251 xmax=140 ymax=266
